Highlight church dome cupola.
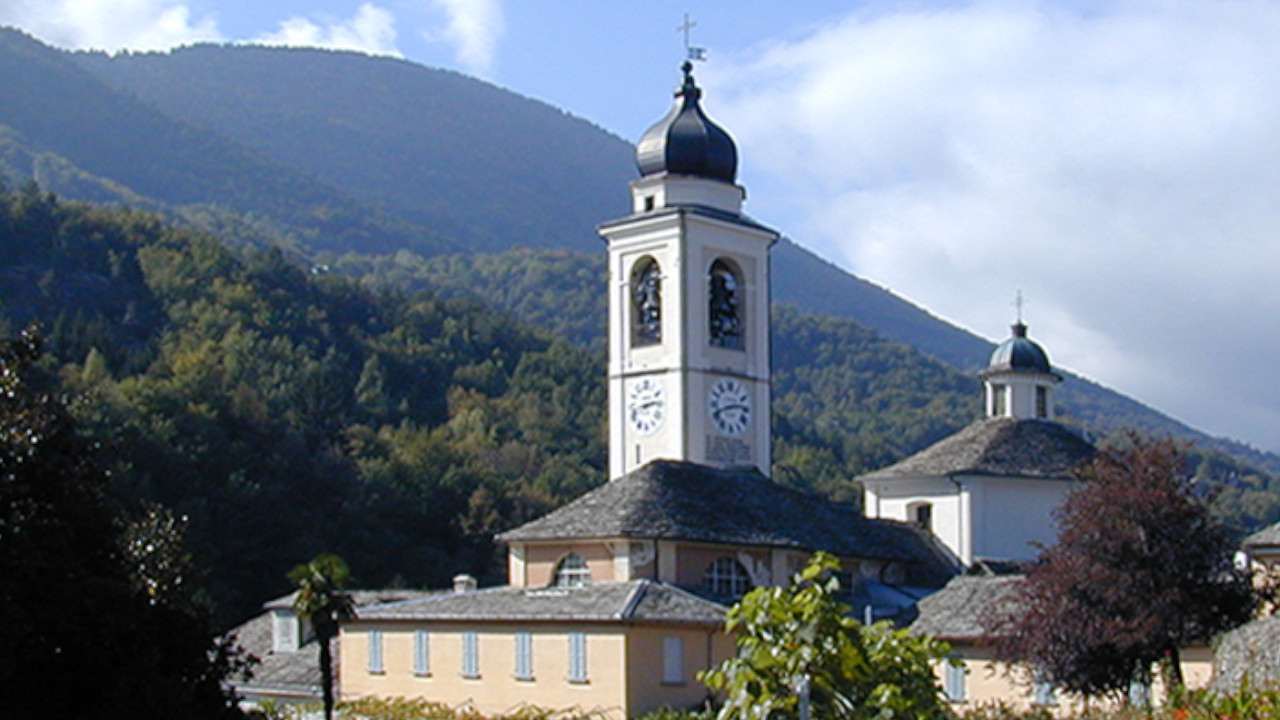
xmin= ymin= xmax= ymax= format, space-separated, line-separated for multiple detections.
xmin=987 ymin=322 xmax=1053 ymax=374
xmin=980 ymin=320 xmax=1062 ymax=421
xmin=635 ymin=61 xmax=738 ymax=183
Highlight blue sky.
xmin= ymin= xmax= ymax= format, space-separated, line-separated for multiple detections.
xmin=5 ymin=0 xmax=1280 ymax=454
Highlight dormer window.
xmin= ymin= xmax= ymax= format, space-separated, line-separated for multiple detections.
xmin=271 ymin=609 xmax=300 ymax=653
xmin=554 ymin=553 xmax=591 ymax=587
xmin=702 ymin=557 xmax=752 ymax=598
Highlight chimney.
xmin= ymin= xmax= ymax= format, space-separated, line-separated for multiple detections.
xmin=453 ymin=573 xmax=477 ymax=594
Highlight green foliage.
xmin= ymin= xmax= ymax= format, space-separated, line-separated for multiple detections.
xmin=0 ymin=325 xmax=247 ymax=719
xmin=992 ymin=436 xmax=1256 ymax=699
xmin=0 ymin=184 xmax=609 ymax=623
xmin=265 ymin=696 xmax=611 ymax=720
xmin=701 ymin=552 xmax=952 ymax=720
xmin=290 ymin=553 xmax=354 ymax=720
xmin=951 ymin=687 xmax=1280 ymax=720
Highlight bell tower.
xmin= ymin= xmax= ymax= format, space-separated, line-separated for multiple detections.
xmin=599 ymin=62 xmax=779 ymax=480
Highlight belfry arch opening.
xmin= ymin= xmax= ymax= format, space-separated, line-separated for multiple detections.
xmin=708 ymin=258 xmax=743 ymax=350
xmin=631 ymin=256 xmax=662 ymax=347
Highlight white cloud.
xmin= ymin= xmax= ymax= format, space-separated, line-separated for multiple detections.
xmin=0 ymin=0 xmax=221 ymax=50
xmin=709 ymin=1 xmax=1280 ymax=450
xmin=254 ymin=3 xmax=400 ymax=57
xmin=427 ymin=0 xmax=503 ymax=75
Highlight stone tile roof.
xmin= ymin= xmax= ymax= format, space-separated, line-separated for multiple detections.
xmin=1212 ymin=615 xmax=1280 ymax=694
xmin=357 ymin=580 xmax=727 ymax=626
xmin=909 ymin=575 xmax=1024 ymax=641
xmin=227 ymin=589 xmax=431 ymax=700
xmin=497 ymin=460 xmax=954 ymax=584
xmin=1245 ymin=520 xmax=1280 ymax=549
xmin=861 ymin=418 xmax=1095 ymax=481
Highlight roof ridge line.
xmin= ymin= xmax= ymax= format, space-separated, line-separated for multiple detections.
xmin=618 ymin=579 xmax=650 ymax=620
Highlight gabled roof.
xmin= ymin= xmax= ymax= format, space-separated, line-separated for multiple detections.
xmin=496 ymin=460 xmax=953 ymax=582
xmin=228 ymin=589 xmax=431 ymax=700
xmin=860 ymin=417 xmax=1095 ymax=482
xmin=1245 ymin=520 xmax=1280 ymax=549
xmin=909 ymin=574 xmax=1024 ymax=641
xmin=356 ymin=580 xmax=726 ymax=627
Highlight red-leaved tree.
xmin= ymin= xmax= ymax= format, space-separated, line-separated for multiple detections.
xmin=989 ymin=435 xmax=1255 ymax=700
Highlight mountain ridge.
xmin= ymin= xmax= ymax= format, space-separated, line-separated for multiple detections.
xmin=0 ymin=28 xmax=1272 ymax=475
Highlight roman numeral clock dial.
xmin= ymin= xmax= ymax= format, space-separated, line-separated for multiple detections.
xmin=707 ymin=378 xmax=751 ymax=436
xmin=627 ymin=377 xmax=666 ymax=436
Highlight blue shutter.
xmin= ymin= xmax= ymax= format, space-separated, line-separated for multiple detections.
xmin=515 ymin=632 xmax=533 ymax=679
xmin=367 ymin=629 xmax=384 ymax=674
xmin=462 ymin=631 xmax=479 ymax=677
xmin=414 ymin=630 xmax=430 ymax=676
xmin=568 ymin=632 xmax=588 ymax=682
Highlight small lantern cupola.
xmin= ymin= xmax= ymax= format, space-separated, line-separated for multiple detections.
xmin=980 ymin=321 xmax=1062 ymax=420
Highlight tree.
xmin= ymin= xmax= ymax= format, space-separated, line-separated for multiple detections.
xmin=290 ymin=553 xmax=355 ymax=720
xmin=0 ymin=325 xmax=246 ymax=719
xmin=701 ymin=552 xmax=952 ymax=720
xmin=991 ymin=435 xmax=1256 ymax=701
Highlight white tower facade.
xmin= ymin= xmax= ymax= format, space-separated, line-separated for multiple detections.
xmin=599 ymin=63 xmax=779 ymax=480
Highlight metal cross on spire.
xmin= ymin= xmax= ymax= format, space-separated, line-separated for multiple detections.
xmin=679 ymin=13 xmax=707 ymax=61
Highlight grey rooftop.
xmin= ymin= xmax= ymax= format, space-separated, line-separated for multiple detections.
xmin=861 ymin=417 xmax=1095 ymax=481
xmin=356 ymin=579 xmax=727 ymax=626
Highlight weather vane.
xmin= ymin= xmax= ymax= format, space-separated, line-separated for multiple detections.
xmin=679 ymin=13 xmax=707 ymax=62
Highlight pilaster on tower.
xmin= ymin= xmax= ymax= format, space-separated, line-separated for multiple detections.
xmin=599 ymin=62 xmax=779 ymax=481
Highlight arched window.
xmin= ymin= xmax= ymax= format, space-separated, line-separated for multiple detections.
xmin=702 ymin=557 xmax=752 ymax=598
xmin=708 ymin=259 xmax=743 ymax=350
xmin=631 ymin=257 xmax=662 ymax=346
xmin=553 ymin=553 xmax=591 ymax=587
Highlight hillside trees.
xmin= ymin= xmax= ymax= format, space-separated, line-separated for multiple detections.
xmin=990 ymin=436 xmax=1255 ymax=700
xmin=0 ymin=326 xmax=246 ymax=719
xmin=0 ymin=186 xmax=612 ymax=622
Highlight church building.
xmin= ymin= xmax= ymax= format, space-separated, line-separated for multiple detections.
xmin=337 ymin=62 xmax=953 ymax=719
xmin=861 ymin=321 xmax=1095 ymax=566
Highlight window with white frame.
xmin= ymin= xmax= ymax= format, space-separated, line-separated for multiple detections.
xmin=554 ymin=553 xmax=591 ymax=587
xmin=944 ymin=657 xmax=967 ymax=702
xmin=662 ymin=636 xmax=684 ymax=684
xmin=462 ymin=631 xmax=480 ymax=678
xmin=568 ymin=632 xmax=588 ymax=683
xmin=413 ymin=629 xmax=430 ymax=676
xmin=514 ymin=632 xmax=534 ymax=680
xmin=702 ymin=556 xmax=752 ymax=598
xmin=367 ymin=629 xmax=384 ymax=674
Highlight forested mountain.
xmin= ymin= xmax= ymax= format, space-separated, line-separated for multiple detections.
xmin=2 ymin=30 xmax=1280 ymax=622
xmin=75 ymin=42 xmax=634 ymax=255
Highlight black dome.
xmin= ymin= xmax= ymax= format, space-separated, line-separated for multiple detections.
xmin=635 ymin=62 xmax=737 ymax=183
xmin=988 ymin=322 xmax=1052 ymax=374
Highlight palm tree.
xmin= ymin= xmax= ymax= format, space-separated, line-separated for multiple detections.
xmin=289 ymin=554 xmax=354 ymax=720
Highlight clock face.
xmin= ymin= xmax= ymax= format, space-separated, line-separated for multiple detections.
xmin=627 ymin=377 xmax=666 ymax=436
xmin=708 ymin=378 xmax=751 ymax=437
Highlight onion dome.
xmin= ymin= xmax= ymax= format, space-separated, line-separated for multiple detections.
xmin=635 ymin=61 xmax=738 ymax=183
xmin=988 ymin=322 xmax=1053 ymax=374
